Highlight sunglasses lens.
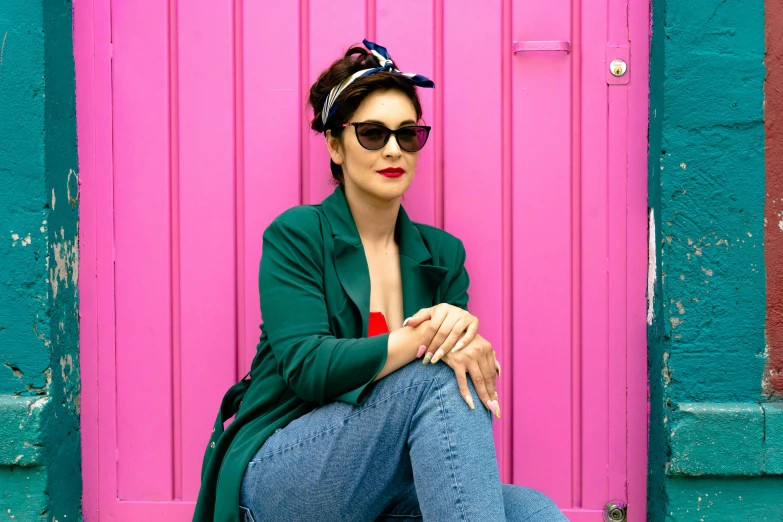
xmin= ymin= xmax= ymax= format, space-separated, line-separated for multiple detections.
xmin=354 ymin=123 xmax=430 ymax=152
xmin=356 ymin=124 xmax=389 ymax=150
xmin=397 ymin=127 xmax=429 ymax=152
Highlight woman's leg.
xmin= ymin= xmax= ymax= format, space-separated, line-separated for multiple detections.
xmin=500 ymin=484 xmax=568 ymax=521
xmin=240 ymin=359 xmax=507 ymax=521
xmin=376 ymin=484 xmax=567 ymax=522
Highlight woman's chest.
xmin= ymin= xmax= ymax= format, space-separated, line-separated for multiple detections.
xmin=366 ymin=250 xmax=403 ymax=329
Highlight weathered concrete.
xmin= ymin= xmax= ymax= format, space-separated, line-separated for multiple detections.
xmin=763 ymin=403 xmax=783 ymax=474
xmin=0 ymin=0 xmax=81 ymax=520
xmin=668 ymin=403 xmax=765 ymax=476
xmin=666 ymin=477 xmax=783 ymax=520
xmin=648 ymin=0 xmax=776 ymax=519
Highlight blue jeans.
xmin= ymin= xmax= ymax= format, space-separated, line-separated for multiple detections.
xmin=240 ymin=359 xmax=567 ymax=521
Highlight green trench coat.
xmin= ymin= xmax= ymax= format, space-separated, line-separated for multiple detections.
xmin=193 ymin=186 xmax=471 ymax=522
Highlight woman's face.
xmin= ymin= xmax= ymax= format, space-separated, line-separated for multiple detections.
xmin=326 ymin=89 xmax=420 ymax=202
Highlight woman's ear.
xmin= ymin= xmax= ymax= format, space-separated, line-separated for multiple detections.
xmin=325 ymin=130 xmax=344 ymax=165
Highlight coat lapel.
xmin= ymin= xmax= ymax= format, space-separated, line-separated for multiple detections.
xmin=321 ymin=187 xmax=448 ymax=333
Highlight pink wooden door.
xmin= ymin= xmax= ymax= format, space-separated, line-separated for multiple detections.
xmin=76 ymin=0 xmax=649 ymax=520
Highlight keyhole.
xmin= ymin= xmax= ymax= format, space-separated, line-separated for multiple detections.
xmin=609 ymin=59 xmax=627 ymax=77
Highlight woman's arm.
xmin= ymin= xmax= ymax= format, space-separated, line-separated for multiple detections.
xmin=373 ymin=320 xmax=431 ymax=382
xmin=260 ymin=209 xmax=426 ymax=405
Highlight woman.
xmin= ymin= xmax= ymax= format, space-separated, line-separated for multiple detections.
xmin=194 ymin=40 xmax=566 ymax=522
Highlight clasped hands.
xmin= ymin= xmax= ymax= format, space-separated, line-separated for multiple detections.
xmin=403 ymin=304 xmax=501 ymax=417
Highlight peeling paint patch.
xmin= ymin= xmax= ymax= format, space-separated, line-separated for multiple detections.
xmin=49 ymin=227 xmax=78 ymax=300
xmin=648 ymin=209 xmax=657 ymax=325
xmin=67 ymin=168 xmax=79 ymax=205
xmin=7 ymin=231 xmax=30 ymax=246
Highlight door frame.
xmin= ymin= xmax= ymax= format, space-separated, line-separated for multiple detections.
xmin=74 ymin=0 xmax=650 ymax=520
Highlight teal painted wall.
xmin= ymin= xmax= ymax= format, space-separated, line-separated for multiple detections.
xmin=0 ymin=0 xmax=81 ymax=520
xmin=647 ymin=0 xmax=780 ymax=519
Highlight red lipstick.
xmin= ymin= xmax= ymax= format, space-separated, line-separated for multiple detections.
xmin=377 ymin=167 xmax=405 ymax=178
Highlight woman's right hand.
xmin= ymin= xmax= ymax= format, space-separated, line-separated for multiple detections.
xmin=440 ymin=334 xmax=500 ymax=417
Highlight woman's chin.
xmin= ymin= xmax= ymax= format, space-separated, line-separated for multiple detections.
xmin=373 ymin=178 xmax=411 ymax=199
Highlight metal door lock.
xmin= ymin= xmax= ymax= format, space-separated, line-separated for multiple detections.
xmin=603 ymin=500 xmax=627 ymax=521
xmin=610 ymin=59 xmax=627 ymax=77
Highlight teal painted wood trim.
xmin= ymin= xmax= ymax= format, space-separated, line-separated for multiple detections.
xmin=668 ymin=403 xmax=783 ymax=476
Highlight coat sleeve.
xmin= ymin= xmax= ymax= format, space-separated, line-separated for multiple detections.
xmin=258 ymin=208 xmax=389 ymax=406
xmin=441 ymin=239 xmax=470 ymax=310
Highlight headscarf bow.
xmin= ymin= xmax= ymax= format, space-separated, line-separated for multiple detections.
xmin=322 ymin=39 xmax=435 ymax=126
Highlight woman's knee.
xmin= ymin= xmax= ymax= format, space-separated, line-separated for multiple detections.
xmin=501 ymin=484 xmax=568 ymax=521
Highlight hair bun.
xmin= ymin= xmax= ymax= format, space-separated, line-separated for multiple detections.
xmin=308 ymin=44 xmax=382 ymax=133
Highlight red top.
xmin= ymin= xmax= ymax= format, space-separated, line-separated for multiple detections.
xmin=368 ymin=312 xmax=390 ymax=336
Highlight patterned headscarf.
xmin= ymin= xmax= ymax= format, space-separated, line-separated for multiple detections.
xmin=322 ymin=39 xmax=435 ymax=126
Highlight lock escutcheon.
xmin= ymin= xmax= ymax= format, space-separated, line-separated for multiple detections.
xmin=610 ymin=58 xmax=627 ymax=77
xmin=603 ymin=500 xmax=627 ymax=522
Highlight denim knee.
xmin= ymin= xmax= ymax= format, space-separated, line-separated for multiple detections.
xmin=501 ymin=485 xmax=567 ymax=521
xmin=395 ymin=358 xmax=467 ymax=393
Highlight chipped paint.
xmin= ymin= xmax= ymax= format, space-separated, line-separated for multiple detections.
xmin=648 ymin=208 xmax=657 ymax=325
xmin=49 ymin=227 xmax=78 ymax=301
xmin=648 ymin=0 xmax=769 ymax=517
xmin=0 ymin=1 xmax=82 ymax=518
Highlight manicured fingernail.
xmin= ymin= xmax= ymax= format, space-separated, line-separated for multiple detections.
xmin=464 ymin=394 xmax=475 ymax=410
xmin=422 ymin=353 xmax=433 ymax=364
xmin=430 ymin=349 xmax=444 ymax=364
xmin=452 ymin=341 xmax=464 ymax=353
xmin=493 ymin=400 xmax=501 ymax=418
xmin=416 ymin=345 xmax=427 ymax=358
xmin=403 ymin=317 xmax=411 ymax=327
xmin=486 ymin=400 xmax=498 ymax=416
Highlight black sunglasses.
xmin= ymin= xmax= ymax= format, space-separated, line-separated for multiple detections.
xmin=342 ymin=122 xmax=431 ymax=153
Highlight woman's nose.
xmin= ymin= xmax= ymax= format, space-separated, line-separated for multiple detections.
xmin=383 ymin=135 xmax=403 ymax=157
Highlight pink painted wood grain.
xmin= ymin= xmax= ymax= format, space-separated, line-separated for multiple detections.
xmin=111 ymin=0 xmax=174 ymax=500
xmin=76 ymin=0 xmax=650 ymax=519
xmin=306 ymin=0 xmax=366 ymax=205
xmin=442 ymin=0 xmax=510 ymax=482
xmin=511 ymin=0 xmax=574 ymax=506
xmin=627 ymin=0 xmax=652 ymax=516
xmin=580 ymin=0 xmax=611 ymax=508
xmin=376 ymin=0 xmax=437 ymax=226
xmin=176 ymin=0 xmax=238 ymax=500
xmin=241 ymin=0 xmax=302 ymax=373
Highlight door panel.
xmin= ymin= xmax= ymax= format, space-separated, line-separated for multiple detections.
xmin=77 ymin=0 xmax=649 ymax=519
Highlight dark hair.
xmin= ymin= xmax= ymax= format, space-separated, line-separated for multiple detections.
xmin=308 ymin=44 xmax=423 ymax=184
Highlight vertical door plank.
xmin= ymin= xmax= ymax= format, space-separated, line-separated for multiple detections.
xmin=511 ymin=0 xmax=573 ymax=506
xmin=375 ymin=0 xmax=436 ymax=226
xmin=442 ymin=0 xmax=510 ymax=479
xmin=177 ymin=0 xmax=238 ymax=501
xmin=112 ymin=0 xmax=174 ymax=501
xmin=607 ymin=0 xmax=630 ymax=502
xmin=306 ymin=0 xmax=366 ymax=205
xmin=580 ymin=0 xmax=610 ymax=509
xmin=241 ymin=1 xmax=303 ymax=371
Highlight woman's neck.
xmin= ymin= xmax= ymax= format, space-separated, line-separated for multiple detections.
xmin=343 ymin=183 xmax=400 ymax=248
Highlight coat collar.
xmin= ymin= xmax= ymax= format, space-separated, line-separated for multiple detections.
xmin=321 ymin=186 xmax=448 ymax=333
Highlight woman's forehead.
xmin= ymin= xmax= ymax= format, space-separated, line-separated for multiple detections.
xmin=352 ymin=90 xmax=417 ymax=125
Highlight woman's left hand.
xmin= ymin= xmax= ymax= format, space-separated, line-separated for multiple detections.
xmin=403 ymin=303 xmax=479 ymax=364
